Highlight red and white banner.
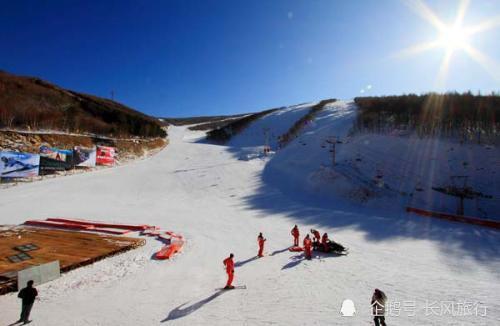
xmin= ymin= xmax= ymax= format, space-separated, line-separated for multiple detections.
xmin=96 ymin=146 xmax=116 ymax=166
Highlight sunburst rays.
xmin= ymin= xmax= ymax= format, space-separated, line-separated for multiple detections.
xmin=397 ymin=0 xmax=500 ymax=86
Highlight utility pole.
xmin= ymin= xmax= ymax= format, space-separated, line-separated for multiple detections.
xmin=111 ymin=90 xmax=115 ymax=101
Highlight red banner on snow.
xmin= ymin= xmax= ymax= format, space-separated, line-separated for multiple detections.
xmin=96 ymin=146 xmax=116 ymax=166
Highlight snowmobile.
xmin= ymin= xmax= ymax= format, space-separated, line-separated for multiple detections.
xmin=313 ymin=240 xmax=348 ymax=255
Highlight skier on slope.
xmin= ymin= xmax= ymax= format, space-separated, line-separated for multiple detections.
xmin=303 ymin=234 xmax=312 ymax=260
xmin=223 ymin=253 xmax=235 ymax=289
xmin=311 ymin=229 xmax=321 ymax=249
xmin=257 ymin=233 xmax=266 ymax=257
xmin=291 ymin=225 xmax=300 ymax=247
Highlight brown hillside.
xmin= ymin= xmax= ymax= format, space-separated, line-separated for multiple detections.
xmin=0 ymin=71 xmax=166 ymax=138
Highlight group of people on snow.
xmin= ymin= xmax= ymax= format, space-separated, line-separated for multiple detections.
xmin=17 ymin=222 xmax=384 ymax=325
xmin=222 ymin=227 xmax=387 ymax=325
xmin=292 ymin=225 xmax=316 ymax=259
xmin=292 ymin=225 xmax=346 ymax=259
xmin=223 ymin=225 xmax=346 ymax=289
xmin=222 ymin=232 xmax=266 ymax=290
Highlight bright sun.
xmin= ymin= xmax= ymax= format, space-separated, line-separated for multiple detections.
xmin=398 ymin=0 xmax=500 ymax=85
xmin=439 ymin=25 xmax=469 ymax=51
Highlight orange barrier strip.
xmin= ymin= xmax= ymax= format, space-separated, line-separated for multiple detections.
xmin=46 ymin=218 xmax=153 ymax=231
xmin=26 ymin=220 xmax=88 ymax=230
xmin=24 ymin=220 xmax=132 ymax=235
xmin=406 ymin=207 xmax=500 ymax=230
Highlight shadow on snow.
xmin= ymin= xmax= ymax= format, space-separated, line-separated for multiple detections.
xmin=161 ymin=290 xmax=226 ymax=322
xmin=239 ymin=163 xmax=500 ymax=272
xmin=234 ymin=256 xmax=259 ymax=267
xmin=270 ymin=247 xmax=290 ymax=256
xmin=282 ymin=254 xmax=304 ymax=270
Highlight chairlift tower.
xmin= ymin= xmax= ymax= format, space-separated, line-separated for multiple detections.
xmin=432 ymin=176 xmax=492 ymax=216
xmin=263 ymin=127 xmax=270 ymax=155
xmin=325 ymin=136 xmax=338 ymax=166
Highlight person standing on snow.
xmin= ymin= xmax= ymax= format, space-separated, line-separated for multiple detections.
xmin=371 ymin=288 xmax=387 ymax=326
xmin=257 ymin=233 xmax=266 ymax=257
xmin=17 ymin=280 xmax=38 ymax=324
xmin=291 ymin=225 xmax=300 ymax=246
xmin=303 ymin=234 xmax=312 ymax=260
xmin=321 ymin=233 xmax=331 ymax=252
xmin=223 ymin=253 xmax=235 ymax=289
xmin=311 ymin=229 xmax=321 ymax=248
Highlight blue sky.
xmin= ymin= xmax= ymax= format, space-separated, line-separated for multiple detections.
xmin=1 ymin=0 xmax=499 ymax=117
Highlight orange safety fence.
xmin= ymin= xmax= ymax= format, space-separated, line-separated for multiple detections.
xmin=406 ymin=207 xmax=500 ymax=230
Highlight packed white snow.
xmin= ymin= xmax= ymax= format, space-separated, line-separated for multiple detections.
xmin=1 ymin=101 xmax=499 ymax=325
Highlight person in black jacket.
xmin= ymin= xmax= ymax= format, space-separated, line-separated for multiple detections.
xmin=371 ymin=288 xmax=387 ymax=326
xmin=17 ymin=280 xmax=38 ymax=324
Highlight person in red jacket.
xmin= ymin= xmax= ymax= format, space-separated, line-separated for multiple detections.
xmin=303 ymin=234 xmax=312 ymax=260
xmin=321 ymin=233 xmax=331 ymax=252
xmin=311 ymin=229 xmax=321 ymax=249
xmin=291 ymin=225 xmax=300 ymax=246
xmin=223 ymin=253 xmax=235 ymax=289
xmin=257 ymin=233 xmax=266 ymax=257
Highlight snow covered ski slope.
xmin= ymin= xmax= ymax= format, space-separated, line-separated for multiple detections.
xmin=1 ymin=102 xmax=499 ymax=325
xmin=228 ymin=102 xmax=316 ymax=149
xmin=256 ymin=101 xmax=499 ymax=218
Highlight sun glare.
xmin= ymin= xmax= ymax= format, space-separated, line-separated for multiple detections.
xmin=439 ymin=25 xmax=468 ymax=51
xmin=398 ymin=0 xmax=500 ymax=84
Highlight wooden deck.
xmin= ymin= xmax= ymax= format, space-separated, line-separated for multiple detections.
xmin=0 ymin=226 xmax=145 ymax=294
